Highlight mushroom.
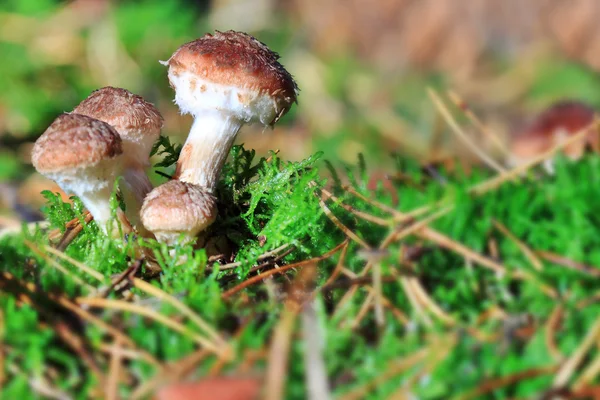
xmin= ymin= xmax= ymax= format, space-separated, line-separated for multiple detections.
xmin=140 ymin=180 xmax=217 ymax=245
xmin=161 ymin=30 xmax=298 ymax=191
xmin=73 ymin=87 xmax=163 ymax=230
xmin=31 ymin=113 xmax=128 ymax=234
xmin=508 ymin=100 xmax=598 ymax=173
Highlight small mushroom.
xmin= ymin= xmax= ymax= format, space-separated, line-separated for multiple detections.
xmin=140 ymin=180 xmax=217 ymax=245
xmin=32 ymin=113 xmax=128 ymax=234
xmin=508 ymin=100 xmax=597 ymax=173
xmin=161 ymin=30 xmax=298 ymax=191
xmin=73 ymin=87 xmax=163 ymax=230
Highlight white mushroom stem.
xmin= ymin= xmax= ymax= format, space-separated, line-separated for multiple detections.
xmin=117 ymin=138 xmax=155 ymax=234
xmin=77 ymin=189 xmax=112 ymax=226
xmin=176 ymin=110 xmax=243 ymax=191
xmin=76 ymin=188 xmax=116 ymax=232
xmin=72 ymin=187 xmax=131 ymax=235
xmin=121 ymin=165 xmax=153 ymax=230
xmin=123 ymin=167 xmax=153 ymax=205
xmin=52 ymin=163 xmax=131 ymax=236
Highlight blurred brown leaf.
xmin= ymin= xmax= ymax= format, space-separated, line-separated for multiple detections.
xmin=156 ymin=377 xmax=261 ymax=400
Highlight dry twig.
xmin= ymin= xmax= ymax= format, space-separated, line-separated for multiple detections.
xmin=427 ymin=88 xmax=507 ymax=173
xmin=221 ymin=241 xmax=347 ymax=299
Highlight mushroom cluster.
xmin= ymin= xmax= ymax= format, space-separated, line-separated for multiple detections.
xmin=32 ymin=30 xmax=298 ymax=247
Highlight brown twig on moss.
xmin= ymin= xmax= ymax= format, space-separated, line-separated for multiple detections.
xmin=208 ymin=243 xmax=293 ymax=271
xmin=553 ymin=317 xmax=600 ymax=388
xmin=339 ymin=347 xmax=430 ymax=400
xmin=23 ymin=240 xmax=93 ymax=290
xmin=264 ymin=263 xmax=318 ymax=400
xmin=447 ymin=90 xmax=510 ymax=157
xmin=130 ymin=348 xmax=211 ymax=400
xmin=535 ymin=250 xmax=600 ymax=278
xmin=221 ymin=241 xmax=347 ymax=299
xmin=493 ymin=219 xmax=543 ymax=271
xmin=0 ymin=272 xmax=108 ymax=392
xmin=318 ymin=194 xmax=372 ymax=249
xmin=456 ymin=365 xmax=558 ymax=400
xmin=428 ymin=87 xmax=507 ymax=173
xmin=545 ymin=305 xmax=564 ymax=362
xmin=75 ymin=297 xmax=225 ymax=357
xmin=53 ymin=211 xmax=93 ymax=251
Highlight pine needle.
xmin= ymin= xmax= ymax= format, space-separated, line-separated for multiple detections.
xmin=427 ymin=87 xmax=507 ymax=173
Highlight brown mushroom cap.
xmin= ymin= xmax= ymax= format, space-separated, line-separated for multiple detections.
xmin=165 ymin=30 xmax=298 ymax=123
xmin=511 ymin=100 xmax=597 ymax=160
xmin=32 ymin=113 xmax=122 ymax=173
xmin=73 ymin=87 xmax=164 ymax=138
xmin=525 ymin=101 xmax=595 ymax=138
xmin=140 ymin=180 xmax=217 ymax=240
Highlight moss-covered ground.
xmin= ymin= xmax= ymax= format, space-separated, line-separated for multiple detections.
xmin=3 ymin=142 xmax=600 ymax=399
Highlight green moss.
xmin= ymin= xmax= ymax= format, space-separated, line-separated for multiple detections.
xmin=3 ymin=145 xmax=600 ymax=398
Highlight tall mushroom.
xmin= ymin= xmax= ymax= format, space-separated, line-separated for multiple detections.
xmin=140 ymin=180 xmax=217 ymax=245
xmin=73 ymin=87 xmax=163 ymax=230
xmin=32 ymin=113 xmax=128 ymax=234
xmin=161 ymin=30 xmax=298 ymax=191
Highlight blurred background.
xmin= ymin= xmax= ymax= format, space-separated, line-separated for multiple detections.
xmin=2 ymin=0 xmax=600 ymax=226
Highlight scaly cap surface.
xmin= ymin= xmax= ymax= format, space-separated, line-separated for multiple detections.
xmin=140 ymin=180 xmax=217 ymax=238
xmin=73 ymin=87 xmax=163 ymax=138
xmin=164 ymin=30 xmax=298 ymax=125
xmin=32 ymin=113 xmax=122 ymax=173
